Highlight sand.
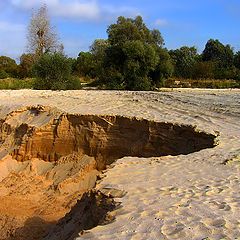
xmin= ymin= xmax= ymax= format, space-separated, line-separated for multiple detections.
xmin=0 ymin=89 xmax=239 ymax=240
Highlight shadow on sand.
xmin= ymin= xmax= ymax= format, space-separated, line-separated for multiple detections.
xmin=7 ymin=190 xmax=116 ymax=240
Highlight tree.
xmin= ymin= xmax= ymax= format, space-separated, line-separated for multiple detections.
xmin=90 ymin=39 xmax=109 ymax=58
xmin=169 ymin=46 xmax=198 ymax=78
xmin=0 ymin=56 xmax=18 ymax=77
xmin=151 ymin=29 xmax=164 ymax=47
xmin=33 ymin=53 xmax=81 ymax=90
xmin=19 ymin=53 xmax=35 ymax=78
xmin=74 ymin=52 xmax=95 ymax=78
xmin=201 ymin=39 xmax=235 ymax=79
xmin=0 ymin=70 xmax=8 ymax=79
xmin=99 ymin=16 xmax=166 ymax=90
xmin=192 ymin=61 xmax=216 ymax=79
xmin=234 ymin=51 xmax=240 ymax=69
xmin=122 ymin=40 xmax=159 ymax=90
xmin=90 ymin=39 xmax=109 ymax=77
xmin=202 ymin=39 xmax=234 ymax=68
xmin=107 ymin=16 xmax=164 ymax=47
xmin=27 ymin=5 xmax=61 ymax=58
xmin=151 ymin=48 xmax=173 ymax=87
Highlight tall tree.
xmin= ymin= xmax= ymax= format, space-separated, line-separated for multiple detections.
xmin=27 ymin=5 xmax=61 ymax=58
xmin=202 ymin=39 xmax=234 ymax=68
xmin=107 ymin=16 xmax=164 ymax=47
xmin=100 ymin=16 xmax=165 ymax=90
xmin=169 ymin=46 xmax=198 ymax=78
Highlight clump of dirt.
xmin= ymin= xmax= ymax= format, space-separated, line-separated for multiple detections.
xmin=0 ymin=106 xmax=217 ymax=240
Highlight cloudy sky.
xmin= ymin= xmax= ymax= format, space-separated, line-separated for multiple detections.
xmin=0 ymin=0 xmax=239 ymax=60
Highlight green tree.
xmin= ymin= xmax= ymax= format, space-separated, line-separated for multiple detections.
xmin=202 ymin=40 xmax=236 ymax=79
xmin=169 ymin=46 xmax=198 ymax=78
xmin=202 ymin=39 xmax=234 ymax=68
xmin=234 ymin=51 xmax=240 ymax=69
xmin=123 ymin=40 xmax=159 ymax=90
xmin=0 ymin=56 xmax=18 ymax=77
xmin=203 ymin=39 xmax=238 ymax=79
xmin=0 ymin=70 xmax=8 ymax=79
xmin=33 ymin=53 xmax=81 ymax=90
xmin=151 ymin=48 xmax=173 ymax=87
xmin=90 ymin=39 xmax=109 ymax=58
xmin=74 ymin=52 xmax=95 ymax=78
xmin=99 ymin=16 xmax=166 ymax=90
xmin=192 ymin=61 xmax=216 ymax=79
xmin=107 ymin=16 xmax=164 ymax=47
xmin=90 ymin=39 xmax=109 ymax=76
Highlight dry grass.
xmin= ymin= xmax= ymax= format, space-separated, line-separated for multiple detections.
xmin=164 ymin=78 xmax=239 ymax=89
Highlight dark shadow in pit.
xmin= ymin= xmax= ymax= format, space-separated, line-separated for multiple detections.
xmin=7 ymin=191 xmax=116 ymax=240
xmin=43 ymin=191 xmax=116 ymax=240
xmin=6 ymin=217 xmax=54 ymax=240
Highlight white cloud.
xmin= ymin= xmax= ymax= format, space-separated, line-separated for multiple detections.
xmin=52 ymin=1 xmax=100 ymax=20
xmin=10 ymin=0 xmax=137 ymax=21
xmin=155 ymin=19 xmax=168 ymax=27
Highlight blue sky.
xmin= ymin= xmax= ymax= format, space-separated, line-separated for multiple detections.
xmin=0 ymin=0 xmax=239 ymax=60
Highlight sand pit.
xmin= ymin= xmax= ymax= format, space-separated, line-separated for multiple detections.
xmin=0 ymin=104 xmax=216 ymax=239
xmin=0 ymin=89 xmax=239 ymax=240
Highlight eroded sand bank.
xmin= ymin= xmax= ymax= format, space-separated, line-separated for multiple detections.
xmin=0 ymin=89 xmax=239 ymax=240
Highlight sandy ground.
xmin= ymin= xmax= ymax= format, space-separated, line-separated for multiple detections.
xmin=0 ymin=89 xmax=239 ymax=240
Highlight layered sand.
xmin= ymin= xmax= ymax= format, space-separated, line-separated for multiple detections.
xmin=0 ymin=89 xmax=239 ymax=239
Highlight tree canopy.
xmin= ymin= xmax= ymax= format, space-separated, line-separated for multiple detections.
xmin=96 ymin=16 xmax=170 ymax=90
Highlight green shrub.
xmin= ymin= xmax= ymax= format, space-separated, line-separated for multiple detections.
xmin=33 ymin=53 xmax=81 ymax=90
xmin=0 ymin=78 xmax=34 ymax=89
xmin=65 ymin=76 xmax=82 ymax=90
xmin=0 ymin=70 xmax=8 ymax=79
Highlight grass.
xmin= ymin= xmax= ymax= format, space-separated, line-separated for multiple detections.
xmin=0 ymin=77 xmax=83 ymax=90
xmin=0 ymin=77 xmax=239 ymax=90
xmin=163 ymin=78 xmax=240 ymax=89
xmin=0 ymin=78 xmax=34 ymax=90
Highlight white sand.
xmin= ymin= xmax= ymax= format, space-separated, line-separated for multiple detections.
xmin=0 ymin=89 xmax=240 ymax=239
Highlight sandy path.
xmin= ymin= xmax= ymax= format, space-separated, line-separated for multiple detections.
xmin=0 ymin=89 xmax=239 ymax=239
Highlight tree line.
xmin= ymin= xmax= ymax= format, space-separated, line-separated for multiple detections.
xmin=0 ymin=5 xmax=239 ymax=90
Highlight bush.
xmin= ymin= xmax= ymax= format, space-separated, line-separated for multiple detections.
xmin=33 ymin=53 xmax=81 ymax=90
xmin=65 ymin=76 xmax=82 ymax=90
xmin=0 ymin=78 xmax=34 ymax=90
xmin=0 ymin=70 xmax=9 ymax=79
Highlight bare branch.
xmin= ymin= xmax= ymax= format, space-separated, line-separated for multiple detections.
xmin=27 ymin=5 xmax=62 ymax=58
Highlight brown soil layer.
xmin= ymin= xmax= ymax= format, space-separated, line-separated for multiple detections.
xmin=0 ymin=106 xmax=216 ymax=240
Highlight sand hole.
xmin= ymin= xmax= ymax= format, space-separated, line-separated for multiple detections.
xmin=0 ymin=106 xmax=216 ymax=239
